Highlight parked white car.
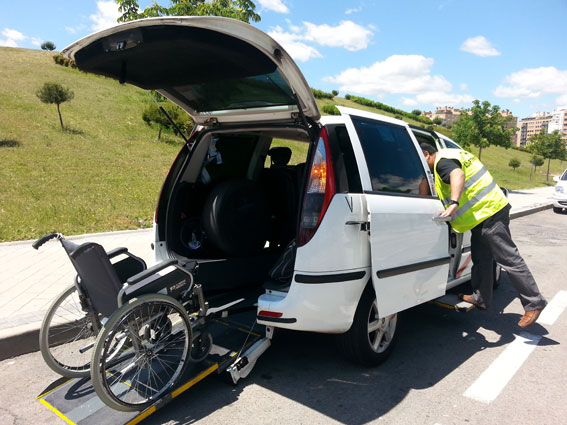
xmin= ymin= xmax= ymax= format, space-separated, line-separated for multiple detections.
xmin=63 ymin=16 xmax=495 ymax=366
xmin=553 ymin=169 xmax=567 ymax=213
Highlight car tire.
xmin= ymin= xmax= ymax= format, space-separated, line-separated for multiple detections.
xmin=202 ymin=179 xmax=270 ymax=257
xmin=553 ymin=206 xmax=562 ymax=214
xmin=336 ymin=284 xmax=400 ymax=366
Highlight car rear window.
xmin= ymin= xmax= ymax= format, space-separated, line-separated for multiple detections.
xmin=352 ymin=117 xmax=428 ymax=195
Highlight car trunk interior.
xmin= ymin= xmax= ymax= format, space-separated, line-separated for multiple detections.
xmin=163 ymin=126 xmax=312 ymax=302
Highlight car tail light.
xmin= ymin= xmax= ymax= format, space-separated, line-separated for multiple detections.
xmin=297 ymin=128 xmax=336 ymax=247
xmin=258 ymin=310 xmax=283 ymax=318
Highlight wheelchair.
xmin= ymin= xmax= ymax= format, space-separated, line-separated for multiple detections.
xmin=34 ymin=233 xmax=212 ymax=412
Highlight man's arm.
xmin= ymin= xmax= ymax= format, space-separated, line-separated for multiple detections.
xmin=440 ymin=168 xmax=465 ymax=218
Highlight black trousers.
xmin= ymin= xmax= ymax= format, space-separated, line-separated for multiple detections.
xmin=469 ymin=204 xmax=547 ymax=311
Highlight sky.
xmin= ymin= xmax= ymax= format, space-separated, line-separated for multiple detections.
xmin=1 ymin=0 xmax=567 ymax=119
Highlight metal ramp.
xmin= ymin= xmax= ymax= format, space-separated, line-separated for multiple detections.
xmin=429 ymin=293 xmax=476 ymax=312
xmin=37 ymin=313 xmax=266 ymax=425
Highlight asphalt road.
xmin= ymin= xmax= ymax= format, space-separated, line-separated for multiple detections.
xmin=1 ymin=209 xmax=566 ymax=425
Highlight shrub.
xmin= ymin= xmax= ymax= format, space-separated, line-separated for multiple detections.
xmin=52 ymin=54 xmax=77 ymax=68
xmin=321 ymin=105 xmax=340 ymax=115
xmin=311 ymin=88 xmax=334 ymax=100
xmin=331 ymin=90 xmax=339 ymax=97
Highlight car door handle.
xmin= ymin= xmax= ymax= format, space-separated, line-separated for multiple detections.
xmin=432 ymin=216 xmax=452 ymax=222
xmin=346 ymin=221 xmax=369 ymax=231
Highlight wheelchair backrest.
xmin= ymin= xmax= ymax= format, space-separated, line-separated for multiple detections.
xmin=67 ymin=242 xmax=122 ymax=317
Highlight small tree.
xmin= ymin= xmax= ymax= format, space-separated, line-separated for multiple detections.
xmin=453 ymin=100 xmax=516 ymax=160
xmin=508 ymin=158 xmax=521 ymax=171
xmin=41 ymin=41 xmax=56 ymax=51
xmin=36 ymin=82 xmax=74 ymax=129
xmin=331 ymin=90 xmax=339 ymax=97
xmin=529 ymin=155 xmax=544 ymax=182
xmin=528 ymin=129 xmax=566 ymax=181
xmin=411 ymin=109 xmax=422 ymax=116
xmin=433 ymin=117 xmax=443 ymax=126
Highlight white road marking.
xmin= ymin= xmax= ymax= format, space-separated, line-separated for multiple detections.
xmin=463 ymin=331 xmax=541 ymax=403
xmin=538 ymin=290 xmax=567 ymax=325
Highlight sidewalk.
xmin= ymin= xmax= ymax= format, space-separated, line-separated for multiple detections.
xmin=0 ymin=186 xmax=555 ymax=360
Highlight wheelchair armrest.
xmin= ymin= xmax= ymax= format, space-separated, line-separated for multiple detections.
xmin=126 ymin=259 xmax=178 ymax=285
xmin=106 ymin=247 xmax=128 ymax=259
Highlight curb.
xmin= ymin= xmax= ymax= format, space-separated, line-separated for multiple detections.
xmin=0 ymin=203 xmax=553 ymax=361
xmin=0 ymin=227 xmax=153 ymax=248
xmin=510 ymin=203 xmax=552 ymax=220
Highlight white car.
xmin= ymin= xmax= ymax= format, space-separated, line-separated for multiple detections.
xmin=63 ymin=17 xmax=491 ymax=366
xmin=553 ymin=169 xmax=567 ymax=213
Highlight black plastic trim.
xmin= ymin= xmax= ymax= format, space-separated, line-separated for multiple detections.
xmin=363 ymin=190 xmax=437 ymax=200
xmin=376 ymin=257 xmax=450 ymax=279
xmin=295 ymin=270 xmax=366 ymax=284
xmin=257 ymin=316 xmax=297 ymax=324
xmin=462 ymin=245 xmax=472 ymax=253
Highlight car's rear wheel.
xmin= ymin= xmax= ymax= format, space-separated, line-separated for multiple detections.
xmin=336 ymin=284 xmax=399 ymax=366
xmin=553 ymin=206 xmax=562 ymax=214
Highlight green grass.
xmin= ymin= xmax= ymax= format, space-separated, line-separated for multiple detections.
xmin=0 ymin=47 xmax=180 ymax=241
xmin=0 ymin=47 xmax=564 ymax=242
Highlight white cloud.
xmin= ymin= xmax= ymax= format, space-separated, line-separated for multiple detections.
xmin=346 ymin=7 xmax=362 ymax=14
xmin=324 ymin=55 xmax=452 ymax=95
xmin=30 ymin=37 xmax=43 ymax=47
xmin=556 ymin=94 xmax=567 ymax=107
xmin=257 ymin=0 xmax=289 ymax=14
xmin=459 ymin=83 xmax=468 ymax=91
xmin=460 ymin=36 xmax=500 ymax=57
xmin=268 ymin=26 xmax=322 ymax=62
xmin=268 ymin=20 xmax=373 ymax=61
xmin=0 ymin=28 xmax=26 ymax=47
xmin=66 ymin=24 xmax=87 ymax=35
xmin=90 ymin=1 xmax=121 ymax=31
xmin=303 ymin=21 xmax=372 ymax=51
xmin=494 ymin=67 xmax=567 ymax=103
xmin=326 ymin=54 xmax=474 ymax=108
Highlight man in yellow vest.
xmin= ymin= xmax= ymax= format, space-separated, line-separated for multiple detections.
xmin=421 ymin=143 xmax=547 ymax=328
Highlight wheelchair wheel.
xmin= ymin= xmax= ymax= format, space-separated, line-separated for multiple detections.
xmin=40 ymin=285 xmax=99 ymax=378
xmin=91 ymin=294 xmax=192 ymax=412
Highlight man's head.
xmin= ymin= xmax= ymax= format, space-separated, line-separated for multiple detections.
xmin=420 ymin=143 xmax=437 ymax=171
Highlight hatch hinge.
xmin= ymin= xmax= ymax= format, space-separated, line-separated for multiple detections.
xmin=203 ymin=117 xmax=219 ymax=127
xmin=291 ymin=112 xmax=302 ymax=123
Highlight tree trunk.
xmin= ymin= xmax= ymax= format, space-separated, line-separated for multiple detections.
xmin=529 ymin=164 xmax=533 ymax=182
xmin=478 ymin=145 xmax=482 ymax=160
xmin=57 ymin=103 xmax=64 ymax=129
xmin=546 ymin=158 xmax=551 ymax=181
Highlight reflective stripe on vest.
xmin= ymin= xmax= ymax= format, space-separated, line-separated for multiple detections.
xmin=434 ymin=149 xmax=508 ymax=233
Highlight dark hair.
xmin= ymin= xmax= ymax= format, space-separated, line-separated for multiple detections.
xmin=420 ymin=142 xmax=437 ymax=154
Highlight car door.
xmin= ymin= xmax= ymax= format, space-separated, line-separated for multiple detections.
xmin=338 ymin=106 xmax=450 ymax=318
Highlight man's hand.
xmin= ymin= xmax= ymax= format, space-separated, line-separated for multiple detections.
xmin=439 ymin=204 xmax=459 ymax=218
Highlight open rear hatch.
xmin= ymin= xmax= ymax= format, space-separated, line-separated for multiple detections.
xmin=62 ymin=16 xmax=320 ymax=125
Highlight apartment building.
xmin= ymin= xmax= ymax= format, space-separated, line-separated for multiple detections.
xmin=548 ymin=107 xmax=567 ymax=143
xmin=423 ymin=106 xmax=462 ymax=127
xmin=515 ymin=112 xmax=552 ymax=147
xmin=516 ymin=107 xmax=567 ymax=147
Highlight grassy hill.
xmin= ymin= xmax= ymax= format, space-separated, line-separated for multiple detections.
xmin=0 ymin=47 xmax=564 ymax=242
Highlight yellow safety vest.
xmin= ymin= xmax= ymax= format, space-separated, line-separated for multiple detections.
xmin=434 ymin=149 xmax=508 ymax=233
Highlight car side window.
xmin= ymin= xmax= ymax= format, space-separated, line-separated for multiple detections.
xmin=443 ymin=139 xmax=461 ymax=149
xmin=352 ymin=116 xmax=429 ymax=196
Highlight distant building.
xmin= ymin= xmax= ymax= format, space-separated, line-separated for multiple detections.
xmin=548 ymin=107 xmax=567 ymax=143
xmin=423 ymin=106 xmax=462 ymax=127
xmin=515 ymin=108 xmax=567 ymax=147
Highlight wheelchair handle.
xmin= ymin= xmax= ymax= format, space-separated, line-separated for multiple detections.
xmin=32 ymin=233 xmax=63 ymax=250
